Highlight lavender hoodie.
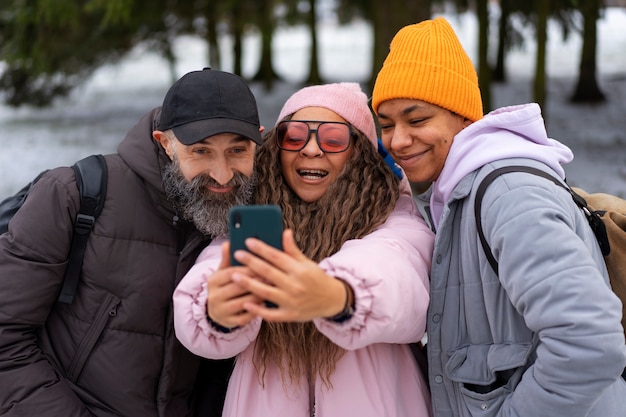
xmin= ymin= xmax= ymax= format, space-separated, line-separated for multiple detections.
xmin=430 ymin=103 xmax=573 ymax=229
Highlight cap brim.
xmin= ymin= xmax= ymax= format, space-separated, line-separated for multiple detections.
xmin=172 ymin=118 xmax=262 ymax=145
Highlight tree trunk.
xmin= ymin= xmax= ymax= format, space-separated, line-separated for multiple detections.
xmin=251 ymin=0 xmax=281 ymax=90
xmin=369 ymin=0 xmax=431 ymax=91
xmin=493 ymin=0 xmax=510 ymax=82
xmin=231 ymin=3 xmax=244 ymax=77
xmin=164 ymin=40 xmax=177 ymax=84
xmin=477 ymin=0 xmax=491 ymax=113
xmin=571 ymin=0 xmax=605 ymax=102
xmin=305 ymin=0 xmax=322 ymax=85
xmin=205 ymin=1 xmax=221 ymax=70
xmin=533 ymin=0 xmax=549 ymax=118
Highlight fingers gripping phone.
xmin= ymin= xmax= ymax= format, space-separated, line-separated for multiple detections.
xmin=229 ymin=205 xmax=283 ymax=308
xmin=228 ymin=205 xmax=283 ymax=265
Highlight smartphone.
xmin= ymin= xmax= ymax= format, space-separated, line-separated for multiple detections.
xmin=228 ymin=205 xmax=283 ymax=266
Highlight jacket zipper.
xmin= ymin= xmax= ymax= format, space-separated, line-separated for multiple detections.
xmin=66 ymin=294 xmax=121 ymax=381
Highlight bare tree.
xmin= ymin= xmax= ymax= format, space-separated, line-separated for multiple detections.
xmin=476 ymin=0 xmax=492 ymax=112
xmin=203 ymin=0 xmax=222 ymax=70
xmin=533 ymin=0 xmax=549 ymax=115
xmin=305 ymin=0 xmax=322 ymax=85
xmin=368 ymin=0 xmax=432 ymax=90
xmin=571 ymin=0 xmax=606 ymax=102
xmin=493 ymin=0 xmax=512 ymax=82
xmin=251 ymin=0 xmax=282 ymax=89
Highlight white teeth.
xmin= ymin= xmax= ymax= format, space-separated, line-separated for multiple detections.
xmin=298 ymin=169 xmax=327 ymax=179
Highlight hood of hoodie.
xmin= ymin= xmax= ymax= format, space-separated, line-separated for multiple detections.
xmin=117 ymin=107 xmax=179 ymax=221
xmin=430 ymin=103 xmax=574 ymax=228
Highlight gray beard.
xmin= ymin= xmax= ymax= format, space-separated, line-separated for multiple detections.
xmin=162 ymin=159 xmax=257 ymax=237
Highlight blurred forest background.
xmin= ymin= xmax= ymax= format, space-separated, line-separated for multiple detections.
xmin=1 ymin=0 xmax=625 ymax=115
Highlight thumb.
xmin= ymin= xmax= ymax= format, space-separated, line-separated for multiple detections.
xmin=282 ymin=229 xmax=306 ymax=260
xmin=218 ymin=241 xmax=232 ymax=270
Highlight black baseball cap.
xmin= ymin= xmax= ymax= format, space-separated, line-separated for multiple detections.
xmin=159 ymin=68 xmax=262 ymax=145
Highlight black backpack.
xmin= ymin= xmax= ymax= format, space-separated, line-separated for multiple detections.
xmin=0 ymin=154 xmax=107 ymax=304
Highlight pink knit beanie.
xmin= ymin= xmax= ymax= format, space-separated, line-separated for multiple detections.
xmin=276 ymin=82 xmax=378 ymax=150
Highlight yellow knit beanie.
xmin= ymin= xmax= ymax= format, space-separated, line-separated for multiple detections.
xmin=372 ymin=17 xmax=483 ymax=121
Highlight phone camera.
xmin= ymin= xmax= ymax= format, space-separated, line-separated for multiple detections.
xmin=232 ymin=212 xmax=242 ymax=229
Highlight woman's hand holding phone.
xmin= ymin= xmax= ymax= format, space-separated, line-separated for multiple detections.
xmin=230 ymin=229 xmax=348 ymax=323
xmin=205 ymin=242 xmax=265 ymax=329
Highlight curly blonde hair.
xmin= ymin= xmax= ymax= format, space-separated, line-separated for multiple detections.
xmin=251 ymin=122 xmax=401 ymax=389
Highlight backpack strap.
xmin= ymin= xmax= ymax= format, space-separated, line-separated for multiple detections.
xmin=58 ymin=154 xmax=108 ymax=304
xmin=474 ymin=165 xmax=609 ymax=275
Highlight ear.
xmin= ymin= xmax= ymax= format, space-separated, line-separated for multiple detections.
xmin=153 ymin=130 xmax=175 ymax=160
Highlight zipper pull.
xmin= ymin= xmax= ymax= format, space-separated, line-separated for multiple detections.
xmin=108 ymin=304 xmax=118 ymax=317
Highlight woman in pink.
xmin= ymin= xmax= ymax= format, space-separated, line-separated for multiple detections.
xmin=173 ymin=82 xmax=434 ymax=417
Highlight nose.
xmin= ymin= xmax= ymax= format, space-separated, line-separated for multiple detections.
xmin=300 ymin=132 xmax=323 ymax=157
xmin=388 ymin=124 xmax=413 ymax=152
xmin=205 ymin=157 xmax=234 ymax=185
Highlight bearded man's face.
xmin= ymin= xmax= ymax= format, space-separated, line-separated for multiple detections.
xmin=162 ymin=157 xmax=257 ymax=237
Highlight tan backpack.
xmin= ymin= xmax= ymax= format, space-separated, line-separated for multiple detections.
xmin=572 ymin=188 xmax=626 ymax=334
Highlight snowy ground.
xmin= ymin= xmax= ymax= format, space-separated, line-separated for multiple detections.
xmin=1 ymin=9 xmax=625 ymax=198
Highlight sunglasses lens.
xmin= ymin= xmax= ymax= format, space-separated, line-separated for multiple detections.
xmin=277 ymin=121 xmax=351 ymax=153
xmin=317 ymin=123 xmax=350 ymax=153
xmin=278 ymin=121 xmax=309 ymax=151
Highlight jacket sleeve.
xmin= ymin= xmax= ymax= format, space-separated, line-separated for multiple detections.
xmin=173 ymin=239 xmax=261 ymax=360
xmin=313 ymin=194 xmax=434 ymax=350
xmin=483 ymin=180 xmax=626 ymax=416
xmin=0 ymin=172 xmax=92 ymax=416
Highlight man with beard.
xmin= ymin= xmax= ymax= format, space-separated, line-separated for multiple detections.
xmin=0 ymin=68 xmax=262 ymax=417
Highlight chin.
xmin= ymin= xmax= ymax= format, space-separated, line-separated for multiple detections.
xmin=297 ymin=193 xmax=323 ymax=203
xmin=406 ymin=170 xmax=432 ymax=184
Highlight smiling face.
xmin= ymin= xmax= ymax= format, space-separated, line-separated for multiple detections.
xmin=279 ymin=107 xmax=352 ymax=203
xmin=153 ymin=130 xmax=258 ymax=236
xmin=155 ymin=131 xmax=256 ymax=189
xmin=377 ymin=98 xmax=471 ymax=183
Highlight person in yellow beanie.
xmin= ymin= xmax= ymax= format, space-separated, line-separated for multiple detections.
xmin=372 ymin=17 xmax=626 ymax=417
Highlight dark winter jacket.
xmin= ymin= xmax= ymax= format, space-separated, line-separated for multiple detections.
xmin=0 ymin=108 xmax=232 ymax=416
